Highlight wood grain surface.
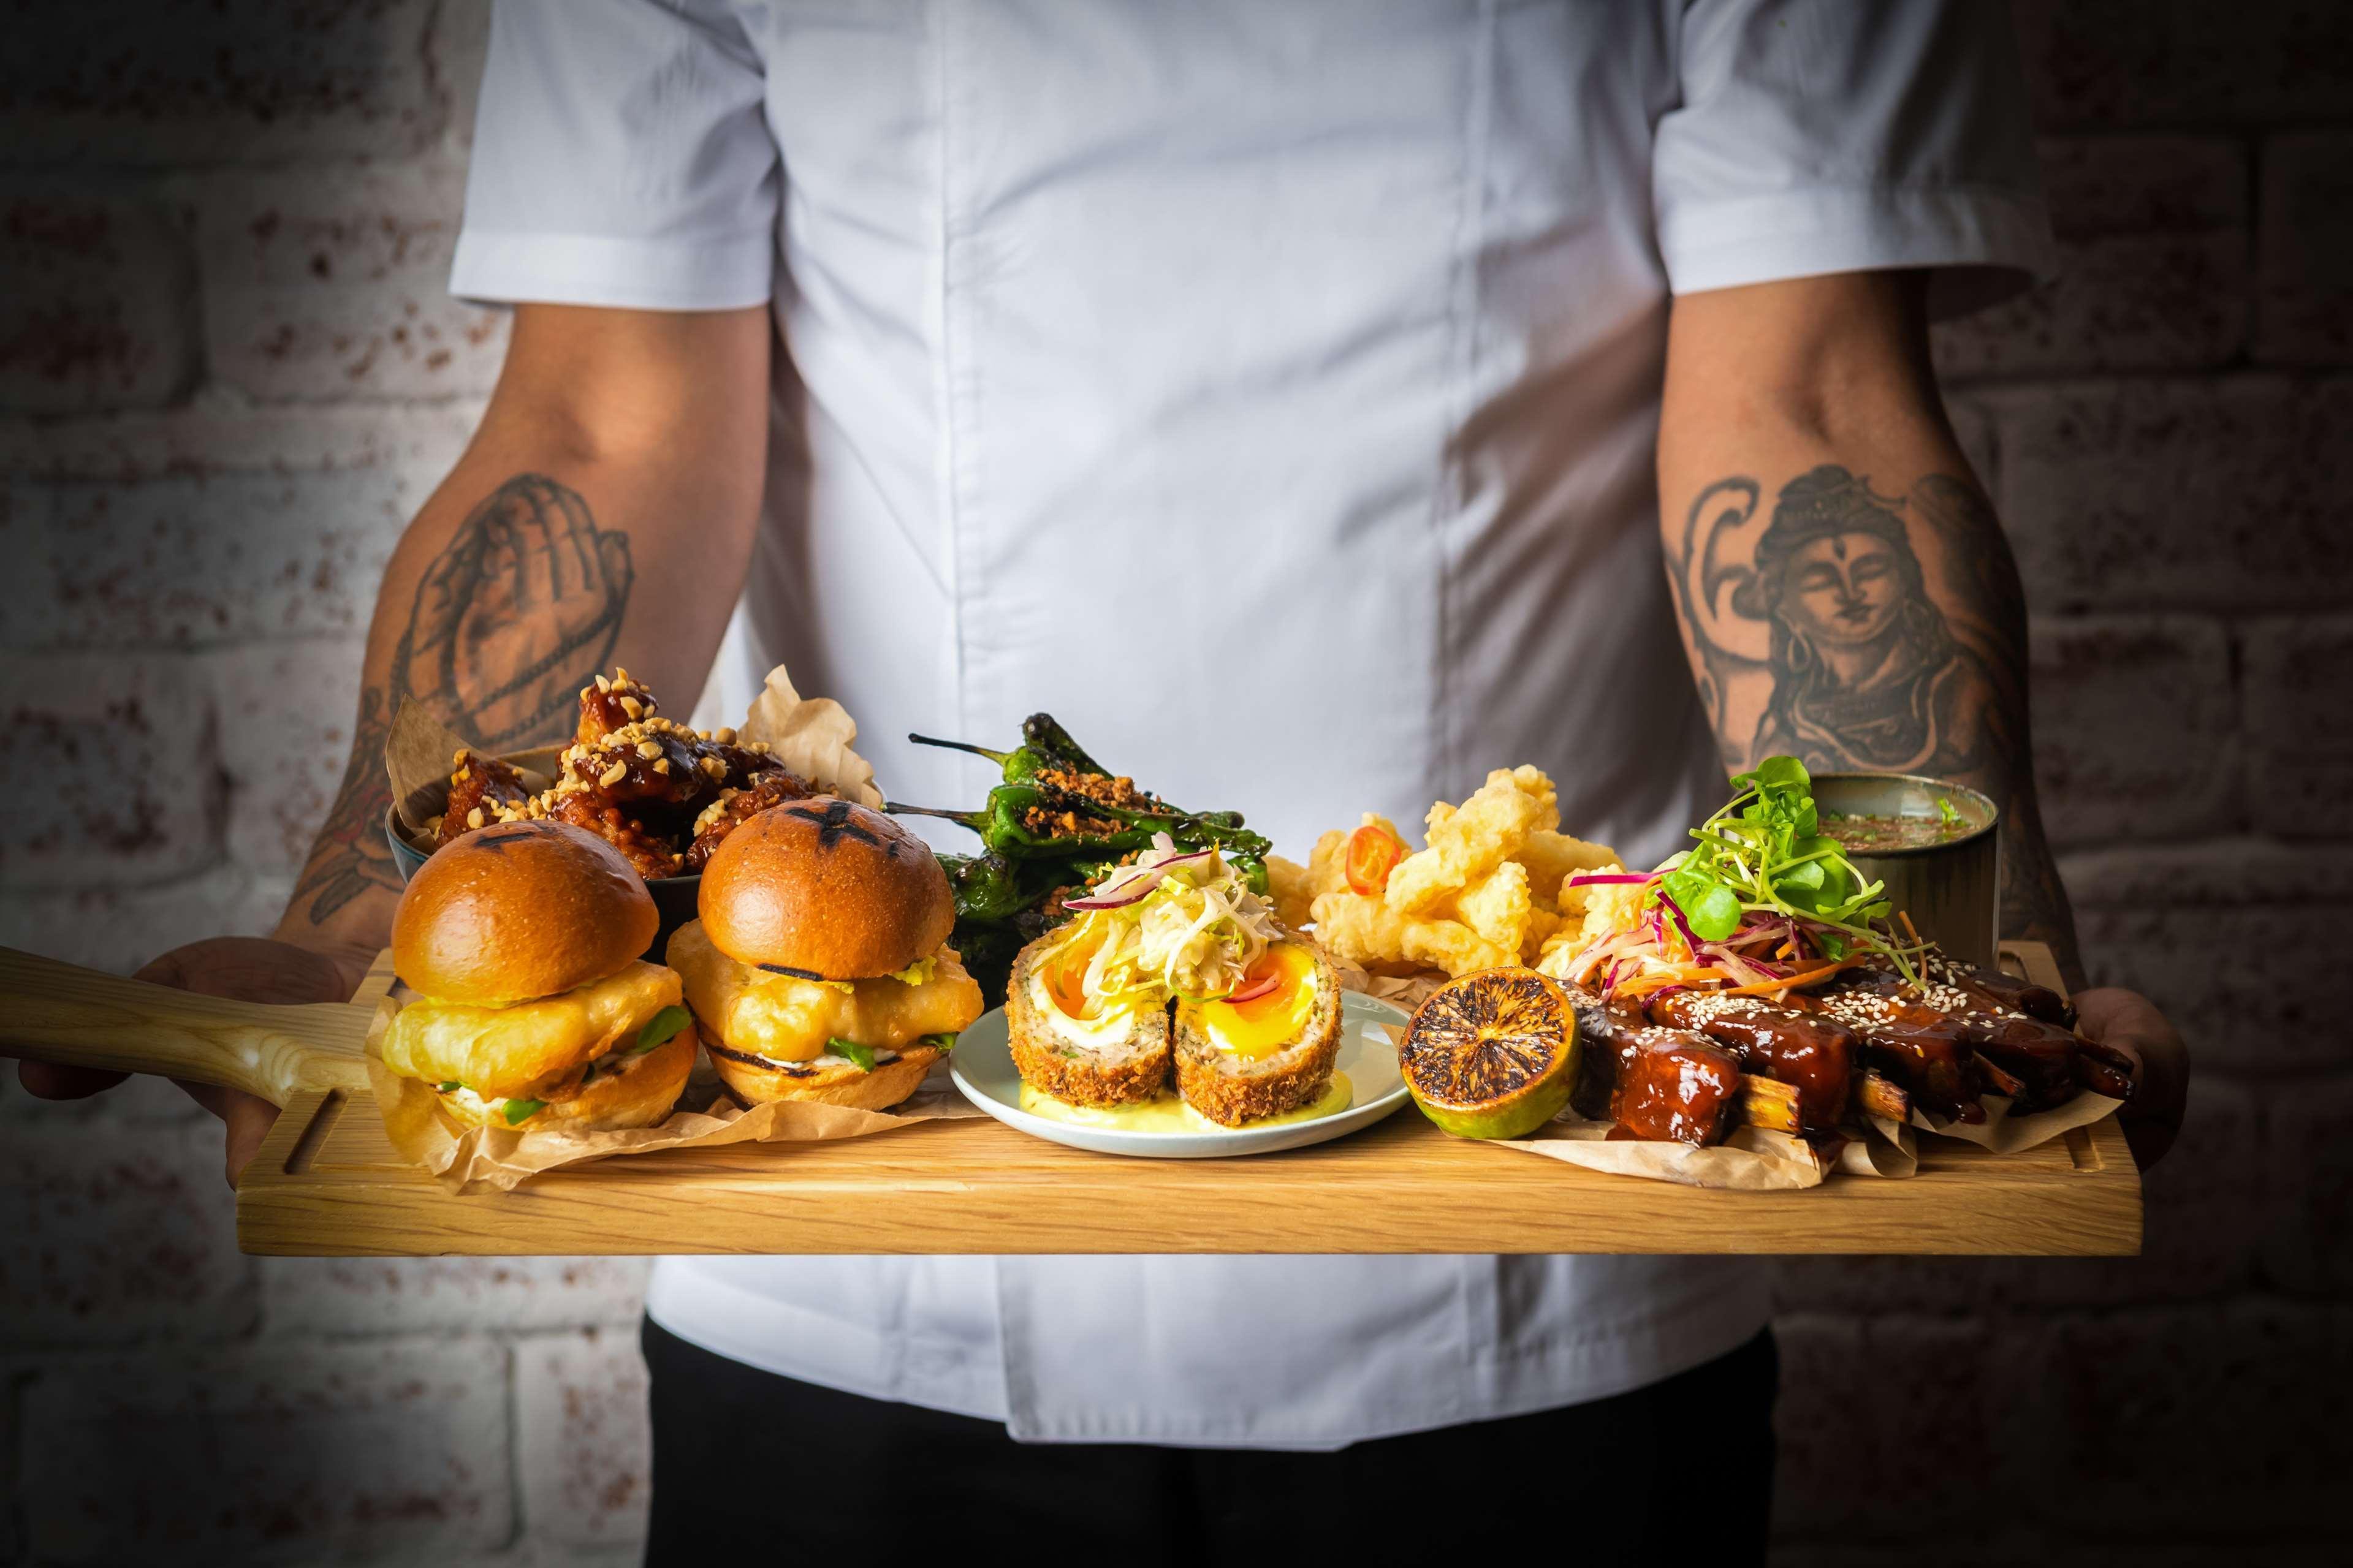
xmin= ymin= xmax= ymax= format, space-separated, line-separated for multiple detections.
xmin=0 ymin=944 xmax=373 ymax=1105
xmin=231 ymin=941 xmax=2142 ymax=1259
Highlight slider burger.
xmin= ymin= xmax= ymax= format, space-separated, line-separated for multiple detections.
xmin=667 ymin=799 xmax=984 ymax=1110
xmin=379 ymin=820 xmax=697 ymax=1130
xmin=1008 ymin=839 xmax=1343 ymax=1126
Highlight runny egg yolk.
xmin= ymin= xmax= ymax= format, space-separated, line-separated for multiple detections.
xmin=1199 ymin=944 xmax=1317 ymax=1061
xmin=1046 ymin=926 xmax=1109 ymax=1021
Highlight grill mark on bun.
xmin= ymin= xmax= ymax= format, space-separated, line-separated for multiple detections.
xmin=704 ymin=1039 xmax=824 ymax=1076
xmin=785 ymin=798 xmax=892 ymax=853
xmin=697 ymin=801 xmax=953 ymax=980
xmin=703 ymin=1037 xmax=903 ymax=1075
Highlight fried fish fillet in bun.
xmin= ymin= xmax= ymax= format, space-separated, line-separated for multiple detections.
xmin=669 ymin=800 xmax=983 ymax=1110
xmin=381 ymin=820 xmax=695 ymax=1131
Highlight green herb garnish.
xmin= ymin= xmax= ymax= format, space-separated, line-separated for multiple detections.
xmin=438 ymin=1080 xmax=463 ymax=1093
xmin=921 ymin=1032 xmax=957 ymax=1055
xmin=828 ymin=1038 xmax=876 ymax=1072
xmin=1650 ymin=756 xmax=1917 ymax=978
xmin=503 ymin=1098 xmax=545 ymax=1124
xmin=1936 ymin=795 xmax=1961 ymax=828
xmin=631 ymin=1004 xmax=693 ymax=1056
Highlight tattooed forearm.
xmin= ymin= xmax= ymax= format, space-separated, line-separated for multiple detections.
xmin=288 ymin=474 xmax=634 ymax=927
xmin=1666 ymin=463 xmax=2080 ymax=982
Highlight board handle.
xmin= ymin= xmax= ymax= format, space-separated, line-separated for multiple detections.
xmin=0 ymin=946 xmax=376 ymax=1109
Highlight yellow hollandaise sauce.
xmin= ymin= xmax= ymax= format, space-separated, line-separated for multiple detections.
xmin=1193 ymin=944 xmax=1320 ymax=1061
xmin=1019 ymin=1072 xmax=1353 ymax=1134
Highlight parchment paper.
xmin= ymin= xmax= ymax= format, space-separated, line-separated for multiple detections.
xmin=364 ymin=996 xmax=981 ymax=1195
xmin=1334 ymin=961 xmax=2107 ymax=1190
xmin=739 ymin=664 xmax=886 ymax=809
xmin=1499 ymin=1116 xmax=1830 ymax=1189
xmin=1910 ymin=1089 xmax=2123 ymax=1152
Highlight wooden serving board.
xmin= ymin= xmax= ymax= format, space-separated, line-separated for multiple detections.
xmin=222 ymin=942 xmax=2138 ymax=1259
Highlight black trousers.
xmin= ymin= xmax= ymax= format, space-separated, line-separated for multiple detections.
xmin=641 ymin=1317 xmax=1776 ymax=1565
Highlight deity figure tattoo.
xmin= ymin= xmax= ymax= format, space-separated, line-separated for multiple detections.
xmin=1671 ymin=464 xmax=2021 ymax=779
xmin=292 ymin=475 xmax=634 ymax=925
xmin=1668 ymin=463 xmax=2076 ymax=975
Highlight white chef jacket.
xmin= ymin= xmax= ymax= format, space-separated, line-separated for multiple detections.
xmin=453 ymin=0 xmax=2052 ymax=1448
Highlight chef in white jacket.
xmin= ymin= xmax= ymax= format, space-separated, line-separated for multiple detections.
xmin=23 ymin=1 xmax=2193 ymax=1560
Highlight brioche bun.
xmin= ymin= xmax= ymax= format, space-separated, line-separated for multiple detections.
xmin=704 ymin=1038 xmax=943 ymax=1111
xmin=698 ymin=800 xmax=954 ymax=980
xmin=432 ymin=1023 xmax=698 ymax=1132
xmin=393 ymin=820 xmax=658 ymax=1005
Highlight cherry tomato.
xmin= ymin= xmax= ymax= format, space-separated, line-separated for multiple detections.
xmin=1345 ymin=824 xmax=1405 ymax=896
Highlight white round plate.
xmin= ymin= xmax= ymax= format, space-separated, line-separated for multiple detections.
xmin=950 ymin=993 xmax=1414 ymax=1159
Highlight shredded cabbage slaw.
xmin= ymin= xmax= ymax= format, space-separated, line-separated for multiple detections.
xmin=1043 ymin=835 xmax=1284 ymax=1008
xmin=1538 ymin=758 xmax=1926 ymax=1006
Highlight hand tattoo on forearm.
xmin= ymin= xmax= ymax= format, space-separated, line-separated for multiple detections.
xmin=291 ymin=475 xmax=634 ymax=925
xmin=1667 ymin=463 xmax=2079 ymax=976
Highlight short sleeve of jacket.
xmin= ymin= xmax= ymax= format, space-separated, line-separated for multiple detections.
xmin=449 ymin=0 xmax=778 ymax=311
xmin=1652 ymin=0 xmax=2055 ymax=318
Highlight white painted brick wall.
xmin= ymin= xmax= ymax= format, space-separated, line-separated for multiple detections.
xmin=0 ymin=181 xmax=196 ymax=414
xmin=18 ymin=1338 xmax=512 ymax=1562
xmin=262 ymin=1257 xmax=652 ymax=1338
xmin=0 ymin=2 xmax=2348 ymax=1562
xmin=2 ymin=651 xmax=220 ymax=889
xmin=2028 ymin=615 xmax=2238 ymax=846
xmin=2 ymin=1119 xmax=257 ymax=1344
xmin=515 ymin=1329 xmax=655 ymax=1551
xmin=0 ymin=0 xmax=446 ymax=165
xmin=192 ymin=157 xmax=509 ymax=402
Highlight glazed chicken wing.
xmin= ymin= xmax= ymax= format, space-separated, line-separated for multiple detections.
xmin=684 ymin=771 xmax=815 ymax=872
xmin=435 ymin=749 xmax=534 ymax=848
xmin=545 ymin=793 xmax=683 ymax=880
xmin=421 ymin=670 xmax=847 ymax=888
xmin=576 ymin=668 xmax=658 ymax=747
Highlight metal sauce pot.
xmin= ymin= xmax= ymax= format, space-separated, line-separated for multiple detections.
xmin=1809 ymin=773 xmax=2000 ymax=969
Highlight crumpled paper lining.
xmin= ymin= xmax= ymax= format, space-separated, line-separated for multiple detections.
xmin=363 ymin=996 xmax=982 ymax=1195
xmin=1334 ymin=961 xmax=2113 ymax=1191
xmin=1912 ymin=1088 xmax=2123 ymax=1152
xmin=738 ymin=664 xmax=884 ymax=809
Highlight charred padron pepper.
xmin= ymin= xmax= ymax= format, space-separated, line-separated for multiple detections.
xmin=892 ymin=714 xmax=1272 ymax=1005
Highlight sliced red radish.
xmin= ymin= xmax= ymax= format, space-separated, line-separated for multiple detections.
xmin=1063 ymin=848 xmax=1219 ymax=909
xmin=1224 ymin=969 xmax=1282 ymax=1004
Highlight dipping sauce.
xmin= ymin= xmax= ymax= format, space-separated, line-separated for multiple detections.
xmin=1822 ymin=810 xmax=1969 ymax=854
xmin=1019 ymin=1072 xmax=1353 ymax=1134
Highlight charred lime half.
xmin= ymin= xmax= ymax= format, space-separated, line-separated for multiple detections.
xmin=1401 ymin=969 xmax=1578 ymax=1139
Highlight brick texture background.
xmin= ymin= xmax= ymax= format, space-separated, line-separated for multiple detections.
xmin=1 ymin=3 xmax=2347 ymax=1562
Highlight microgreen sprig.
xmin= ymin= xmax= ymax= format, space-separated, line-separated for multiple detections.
xmin=1648 ymin=756 xmax=1920 ymax=980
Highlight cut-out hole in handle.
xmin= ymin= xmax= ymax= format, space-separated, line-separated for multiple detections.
xmin=283 ymin=1089 xmax=347 ymax=1175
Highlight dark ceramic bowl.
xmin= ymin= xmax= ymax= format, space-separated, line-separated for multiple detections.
xmin=382 ymin=745 xmax=702 ymax=962
xmin=1810 ymin=773 xmax=1999 ymax=969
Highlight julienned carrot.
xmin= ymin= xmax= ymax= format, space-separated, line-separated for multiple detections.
xmin=1711 ymin=960 xmax=1855 ymax=996
xmin=1614 ymin=966 xmax=1719 ymax=997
